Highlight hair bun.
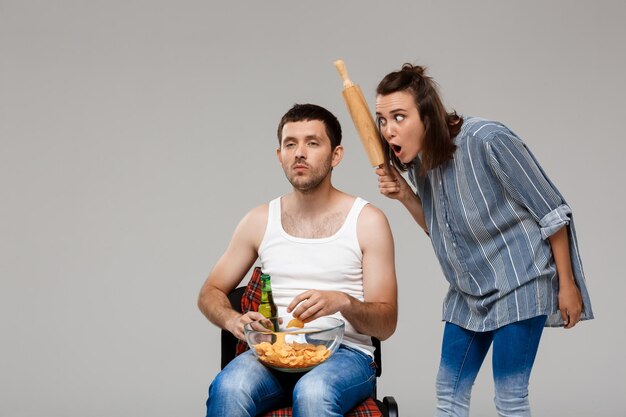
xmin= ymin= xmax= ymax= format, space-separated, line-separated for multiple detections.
xmin=401 ymin=63 xmax=426 ymax=77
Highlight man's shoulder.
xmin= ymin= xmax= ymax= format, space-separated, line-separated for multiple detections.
xmin=355 ymin=200 xmax=393 ymax=252
xmin=357 ymin=200 xmax=389 ymax=227
xmin=237 ymin=202 xmax=270 ymax=233
xmin=334 ymin=193 xmax=383 ymax=217
xmin=247 ymin=202 xmax=270 ymax=217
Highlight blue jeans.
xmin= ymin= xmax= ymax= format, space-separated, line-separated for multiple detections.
xmin=435 ymin=315 xmax=547 ymax=417
xmin=206 ymin=345 xmax=376 ymax=417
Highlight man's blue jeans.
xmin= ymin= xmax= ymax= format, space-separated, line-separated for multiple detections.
xmin=435 ymin=315 xmax=547 ymax=417
xmin=206 ymin=345 xmax=376 ymax=417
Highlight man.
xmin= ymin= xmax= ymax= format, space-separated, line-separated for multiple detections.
xmin=198 ymin=104 xmax=397 ymax=417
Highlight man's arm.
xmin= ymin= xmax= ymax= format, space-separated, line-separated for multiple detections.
xmin=197 ymin=204 xmax=268 ymax=340
xmin=345 ymin=204 xmax=397 ymax=340
xmin=287 ymin=204 xmax=398 ymax=340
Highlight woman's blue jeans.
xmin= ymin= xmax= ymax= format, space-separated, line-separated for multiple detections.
xmin=206 ymin=345 xmax=376 ymax=417
xmin=435 ymin=315 xmax=547 ymax=417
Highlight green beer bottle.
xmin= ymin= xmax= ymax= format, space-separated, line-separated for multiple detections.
xmin=259 ymin=274 xmax=279 ymax=331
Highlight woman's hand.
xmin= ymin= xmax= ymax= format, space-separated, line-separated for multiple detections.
xmin=558 ymin=281 xmax=583 ymax=329
xmin=376 ymin=164 xmax=428 ymax=233
xmin=549 ymin=227 xmax=583 ymax=329
xmin=376 ymin=165 xmax=412 ymax=202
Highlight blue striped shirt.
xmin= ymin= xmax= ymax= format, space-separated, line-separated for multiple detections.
xmin=408 ymin=117 xmax=593 ymax=331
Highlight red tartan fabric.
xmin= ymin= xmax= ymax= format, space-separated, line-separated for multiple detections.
xmin=259 ymin=398 xmax=382 ymax=417
xmin=236 ymin=268 xmax=383 ymax=417
xmin=235 ymin=266 xmax=262 ymax=355
xmin=345 ymin=398 xmax=384 ymax=417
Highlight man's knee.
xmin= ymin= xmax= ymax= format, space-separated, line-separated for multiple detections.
xmin=210 ymin=371 xmax=247 ymax=397
xmin=207 ymin=357 xmax=264 ymax=408
xmin=293 ymin=377 xmax=338 ymax=409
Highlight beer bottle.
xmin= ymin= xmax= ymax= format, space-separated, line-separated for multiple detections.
xmin=259 ymin=273 xmax=279 ymax=331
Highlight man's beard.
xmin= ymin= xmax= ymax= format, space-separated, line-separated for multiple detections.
xmin=284 ymin=158 xmax=332 ymax=193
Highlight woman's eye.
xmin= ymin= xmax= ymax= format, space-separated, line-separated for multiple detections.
xmin=377 ymin=118 xmax=386 ymax=126
xmin=394 ymin=114 xmax=405 ymax=122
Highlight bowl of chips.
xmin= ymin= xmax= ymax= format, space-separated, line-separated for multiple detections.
xmin=244 ymin=316 xmax=345 ymax=372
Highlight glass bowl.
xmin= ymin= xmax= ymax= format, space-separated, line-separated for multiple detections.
xmin=244 ymin=316 xmax=345 ymax=372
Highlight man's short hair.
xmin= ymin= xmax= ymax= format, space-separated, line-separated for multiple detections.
xmin=277 ymin=104 xmax=342 ymax=150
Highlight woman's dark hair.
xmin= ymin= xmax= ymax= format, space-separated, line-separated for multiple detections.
xmin=376 ymin=64 xmax=462 ymax=175
xmin=276 ymin=103 xmax=342 ymax=150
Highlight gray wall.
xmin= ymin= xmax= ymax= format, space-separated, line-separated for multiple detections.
xmin=1 ymin=1 xmax=624 ymax=416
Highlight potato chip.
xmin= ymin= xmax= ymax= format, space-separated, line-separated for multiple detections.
xmin=287 ymin=318 xmax=305 ymax=328
xmin=253 ymin=334 xmax=332 ymax=369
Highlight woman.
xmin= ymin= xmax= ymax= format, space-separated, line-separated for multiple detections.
xmin=374 ymin=64 xmax=593 ymax=417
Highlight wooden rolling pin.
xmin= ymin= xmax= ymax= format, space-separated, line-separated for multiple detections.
xmin=334 ymin=59 xmax=385 ymax=168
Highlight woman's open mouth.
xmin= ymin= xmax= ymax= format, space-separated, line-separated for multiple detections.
xmin=391 ymin=144 xmax=402 ymax=155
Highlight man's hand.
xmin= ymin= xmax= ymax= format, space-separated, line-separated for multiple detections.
xmin=287 ymin=290 xmax=350 ymax=323
xmin=225 ymin=311 xmax=266 ymax=341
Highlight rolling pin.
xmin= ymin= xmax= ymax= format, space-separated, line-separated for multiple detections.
xmin=334 ymin=59 xmax=385 ymax=168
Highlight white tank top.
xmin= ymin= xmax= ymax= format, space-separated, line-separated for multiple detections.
xmin=258 ymin=196 xmax=374 ymax=357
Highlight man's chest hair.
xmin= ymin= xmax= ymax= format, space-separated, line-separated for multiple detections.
xmin=281 ymin=210 xmax=347 ymax=239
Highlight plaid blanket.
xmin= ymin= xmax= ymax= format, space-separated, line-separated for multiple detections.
xmin=235 ymin=267 xmax=262 ymax=356
xmin=260 ymin=397 xmax=382 ymax=417
xmin=236 ymin=267 xmax=383 ymax=417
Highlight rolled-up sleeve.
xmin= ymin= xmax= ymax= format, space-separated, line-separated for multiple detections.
xmin=486 ymin=132 xmax=566 ymax=227
xmin=538 ymin=203 xmax=571 ymax=240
